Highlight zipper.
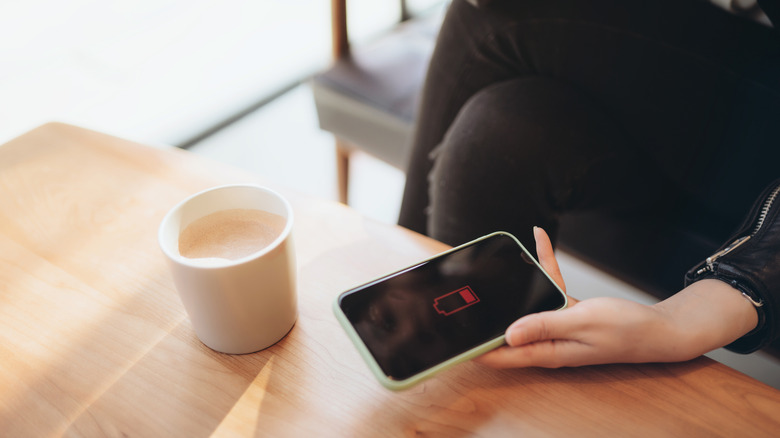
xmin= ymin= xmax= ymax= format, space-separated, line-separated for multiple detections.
xmin=752 ymin=182 xmax=780 ymax=235
xmin=696 ymin=182 xmax=780 ymax=277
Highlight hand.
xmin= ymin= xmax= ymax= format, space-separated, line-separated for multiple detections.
xmin=476 ymin=227 xmax=759 ymax=368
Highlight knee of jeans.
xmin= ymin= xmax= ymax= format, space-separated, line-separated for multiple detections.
xmin=435 ymin=77 xmax=594 ymax=171
xmin=430 ymin=76 xmax=623 ymax=209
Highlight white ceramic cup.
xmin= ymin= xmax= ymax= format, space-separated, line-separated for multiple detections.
xmin=158 ymin=184 xmax=297 ymax=354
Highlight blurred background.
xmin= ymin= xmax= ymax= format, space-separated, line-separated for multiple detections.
xmin=0 ymin=0 xmax=442 ymax=223
xmin=1 ymin=0 xmax=434 ymax=146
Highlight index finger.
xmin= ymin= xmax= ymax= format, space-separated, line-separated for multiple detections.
xmin=534 ymin=226 xmax=566 ymax=293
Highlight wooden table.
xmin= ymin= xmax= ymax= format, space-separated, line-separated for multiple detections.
xmin=2 ymin=123 xmax=779 ymax=437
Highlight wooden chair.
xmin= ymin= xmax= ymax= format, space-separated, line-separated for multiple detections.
xmin=310 ymin=0 xmax=442 ymax=204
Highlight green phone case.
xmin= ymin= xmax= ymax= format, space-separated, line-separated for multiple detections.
xmin=332 ymin=231 xmax=568 ymax=391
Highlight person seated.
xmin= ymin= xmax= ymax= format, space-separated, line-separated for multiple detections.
xmin=398 ymin=0 xmax=780 ymax=366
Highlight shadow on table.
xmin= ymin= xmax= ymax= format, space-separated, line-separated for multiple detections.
xmin=58 ymin=283 xmax=296 ymax=436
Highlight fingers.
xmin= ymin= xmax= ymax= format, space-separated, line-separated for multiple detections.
xmin=478 ymin=298 xmax=668 ymax=368
xmin=505 ymin=310 xmax=575 ymax=347
xmin=475 ymin=343 xmax=549 ymax=369
xmin=479 ymin=309 xmax=592 ymax=368
xmin=533 ymin=226 xmax=565 ymax=292
xmin=477 ymin=340 xmax=589 ymax=369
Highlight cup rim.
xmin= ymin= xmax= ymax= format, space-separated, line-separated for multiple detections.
xmin=158 ymin=183 xmax=294 ymax=269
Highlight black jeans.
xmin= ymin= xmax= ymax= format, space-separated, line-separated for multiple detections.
xmin=398 ymin=0 xmax=780 ymax=249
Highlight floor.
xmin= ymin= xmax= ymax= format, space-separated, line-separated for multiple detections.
xmin=187 ymin=83 xmax=780 ymax=390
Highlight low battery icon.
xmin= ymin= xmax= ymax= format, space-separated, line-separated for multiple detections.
xmin=433 ymin=286 xmax=480 ymax=316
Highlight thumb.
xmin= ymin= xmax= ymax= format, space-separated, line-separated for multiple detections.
xmin=505 ymin=310 xmax=575 ymax=347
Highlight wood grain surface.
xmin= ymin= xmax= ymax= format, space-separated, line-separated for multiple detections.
xmin=1 ymin=123 xmax=779 ymax=437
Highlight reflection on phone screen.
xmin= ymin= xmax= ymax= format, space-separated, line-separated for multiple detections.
xmin=338 ymin=233 xmax=566 ymax=381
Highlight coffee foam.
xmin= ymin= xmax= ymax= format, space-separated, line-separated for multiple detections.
xmin=178 ymin=209 xmax=286 ymax=262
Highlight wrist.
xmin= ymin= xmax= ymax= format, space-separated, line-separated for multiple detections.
xmin=653 ymin=279 xmax=759 ymax=359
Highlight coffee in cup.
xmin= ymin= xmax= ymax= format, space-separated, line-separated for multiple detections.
xmin=178 ymin=208 xmax=286 ymax=263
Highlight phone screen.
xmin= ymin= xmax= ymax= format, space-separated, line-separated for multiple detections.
xmin=337 ymin=233 xmax=566 ymax=382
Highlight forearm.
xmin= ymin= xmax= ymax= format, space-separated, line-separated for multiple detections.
xmin=653 ymin=279 xmax=759 ymax=360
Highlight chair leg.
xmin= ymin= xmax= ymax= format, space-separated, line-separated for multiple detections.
xmin=335 ymin=140 xmax=351 ymax=204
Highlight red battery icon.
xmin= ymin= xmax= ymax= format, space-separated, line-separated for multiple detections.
xmin=433 ymin=286 xmax=480 ymax=316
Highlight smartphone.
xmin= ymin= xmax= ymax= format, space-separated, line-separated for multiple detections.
xmin=333 ymin=231 xmax=568 ymax=390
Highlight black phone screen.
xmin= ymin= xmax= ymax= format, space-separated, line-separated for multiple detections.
xmin=337 ymin=233 xmax=566 ymax=381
